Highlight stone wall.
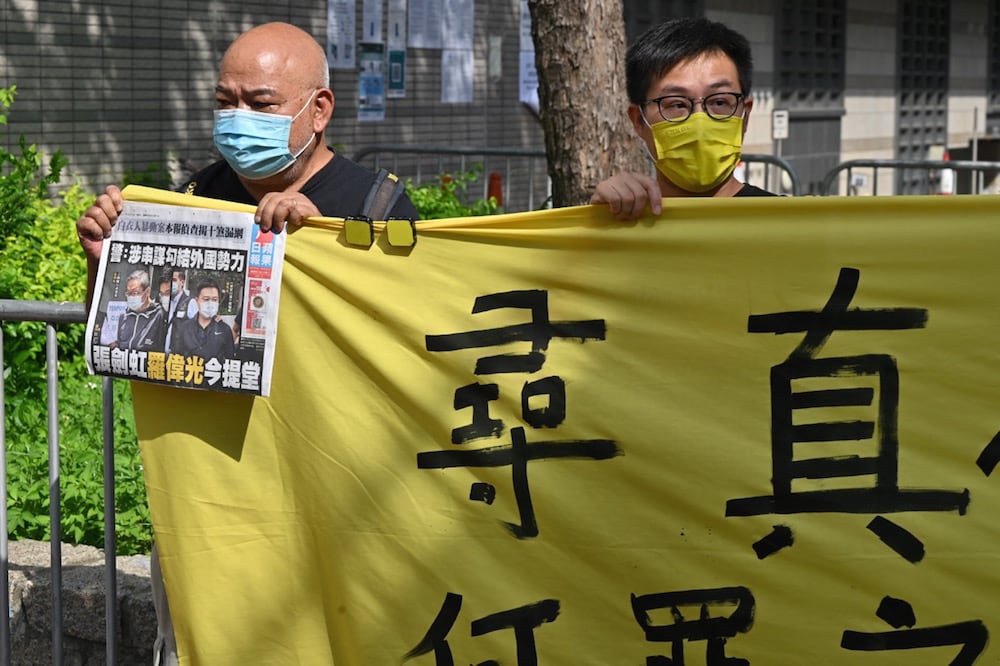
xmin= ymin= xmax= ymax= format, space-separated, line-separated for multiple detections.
xmin=8 ymin=540 xmax=155 ymax=666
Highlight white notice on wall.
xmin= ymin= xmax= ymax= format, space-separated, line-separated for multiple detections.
xmin=388 ymin=0 xmax=407 ymax=49
xmin=519 ymin=51 xmax=539 ymax=113
xmin=408 ymin=0 xmax=443 ymax=49
xmin=519 ymin=0 xmax=533 ymax=51
xmin=361 ymin=0 xmax=384 ymax=44
xmin=358 ymin=43 xmax=386 ymax=121
xmin=387 ymin=0 xmax=408 ymax=98
xmin=327 ymin=0 xmax=357 ymax=69
xmin=518 ymin=0 xmax=539 ymax=112
xmin=441 ymin=49 xmax=473 ymax=104
xmin=442 ymin=0 xmax=474 ymax=50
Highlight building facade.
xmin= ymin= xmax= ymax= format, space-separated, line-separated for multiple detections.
xmin=0 ymin=0 xmax=995 ymax=202
xmin=626 ymin=0 xmax=992 ymax=195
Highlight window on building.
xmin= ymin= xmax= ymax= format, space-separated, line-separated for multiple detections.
xmin=896 ymin=0 xmax=950 ymax=194
xmin=774 ymin=0 xmax=847 ymax=194
xmin=623 ymin=0 xmax=703 ymax=45
xmin=776 ymin=0 xmax=846 ymax=107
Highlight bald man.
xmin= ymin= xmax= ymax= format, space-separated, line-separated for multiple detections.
xmin=74 ymin=23 xmax=419 ymax=665
xmin=76 ymin=21 xmax=418 ymax=306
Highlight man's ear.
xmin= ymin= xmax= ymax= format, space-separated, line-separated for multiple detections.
xmin=741 ymin=96 xmax=753 ymax=138
xmin=314 ymin=88 xmax=335 ymax=133
xmin=628 ymin=104 xmax=648 ymax=136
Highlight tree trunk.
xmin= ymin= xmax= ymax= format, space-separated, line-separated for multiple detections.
xmin=528 ymin=0 xmax=648 ymax=207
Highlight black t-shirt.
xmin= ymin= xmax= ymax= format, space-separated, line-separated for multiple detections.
xmin=735 ymin=183 xmax=778 ymax=197
xmin=180 ymin=151 xmax=420 ymax=219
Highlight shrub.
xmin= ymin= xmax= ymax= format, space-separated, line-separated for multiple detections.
xmin=0 ymin=86 xmax=67 ymax=249
xmin=0 ymin=85 xmax=151 ymax=555
xmin=406 ymin=165 xmax=499 ymax=219
xmin=7 ymin=371 xmax=151 ymax=554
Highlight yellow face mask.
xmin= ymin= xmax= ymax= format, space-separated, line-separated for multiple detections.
xmin=646 ymin=112 xmax=744 ymax=193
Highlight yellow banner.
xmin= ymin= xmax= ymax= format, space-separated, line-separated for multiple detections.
xmin=128 ymin=186 xmax=1000 ymax=665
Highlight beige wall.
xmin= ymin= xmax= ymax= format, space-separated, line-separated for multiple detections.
xmin=0 ymin=0 xmax=545 ymax=204
xmin=2 ymin=0 xmax=996 ymax=201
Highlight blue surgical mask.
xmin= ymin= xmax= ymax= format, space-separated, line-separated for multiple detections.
xmin=213 ymin=91 xmax=317 ymax=180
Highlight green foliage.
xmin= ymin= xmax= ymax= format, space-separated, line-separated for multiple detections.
xmin=405 ymin=165 xmax=499 ymax=219
xmin=0 ymin=184 xmax=89 ymax=370
xmin=0 ymin=85 xmax=87 ymax=396
xmin=5 ymin=368 xmax=151 ymax=554
xmin=0 ymin=86 xmax=68 ymax=248
xmin=0 ymin=86 xmax=14 ymax=124
xmin=0 ymin=84 xmax=150 ymax=555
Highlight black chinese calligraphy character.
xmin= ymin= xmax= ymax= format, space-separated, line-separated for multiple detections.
xmin=728 ymin=267 xmax=969 ymax=520
xmin=841 ymin=596 xmax=987 ymax=665
xmin=423 ymin=290 xmax=614 ymax=538
xmin=405 ymin=592 xmax=560 ymax=666
xmin=632 ymin=586 xmax=754 ymax=665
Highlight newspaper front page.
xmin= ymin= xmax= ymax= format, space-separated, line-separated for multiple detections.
xmin=84 ymin=200 xmax=286 ymax=397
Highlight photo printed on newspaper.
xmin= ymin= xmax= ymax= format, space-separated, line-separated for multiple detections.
xmin=84 ymin=200 xmax=286 ymax=397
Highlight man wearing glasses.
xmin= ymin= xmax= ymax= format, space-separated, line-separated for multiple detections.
xmin=591 ymin=17 xmax=776 ymax=220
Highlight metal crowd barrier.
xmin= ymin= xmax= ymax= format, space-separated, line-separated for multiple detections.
xmin=0 ymin=300 xmax=117 ymax=665
xmin=820 ymin=159 xmax=1000 ymax=196
xmin=741 ymin=153 xmax=802 ymax=196
xmin=353 ymin=145 xmax=803 ymax=206
xmin=353 ymin=144 xmax=551 ymax=212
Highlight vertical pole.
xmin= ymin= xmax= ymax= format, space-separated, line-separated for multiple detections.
xmin=46 ymin=325 xmax=62 ymax=665
xmin=774 ymin=138 xmax=784 ymax=194
xmin=527 ymin=157 xmax=536 ymax=211
xmin=972 ymin=107 xmax=981 ymax=195
xmin=102 ymin=377 xmax=117 ymax=665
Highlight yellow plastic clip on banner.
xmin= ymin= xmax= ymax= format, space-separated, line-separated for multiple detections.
xmin=344 ymin=216 xmax=375 ymax=247
xmin=386 ymin=218 xmax=417 ymax=247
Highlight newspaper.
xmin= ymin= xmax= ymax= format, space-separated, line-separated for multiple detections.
xmin=84 ymin=200 xmax=286 ymax=397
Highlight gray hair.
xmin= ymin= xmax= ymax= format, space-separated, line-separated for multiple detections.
xmin=127 ymin=269 xmax=150 ymax=290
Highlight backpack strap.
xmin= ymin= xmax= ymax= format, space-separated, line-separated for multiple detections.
xmin=360 ymin=168 xmax=407 ymax=221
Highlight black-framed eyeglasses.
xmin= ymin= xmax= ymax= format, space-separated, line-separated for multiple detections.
xmin=642 ymin=92 xmax=745 ymax=123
